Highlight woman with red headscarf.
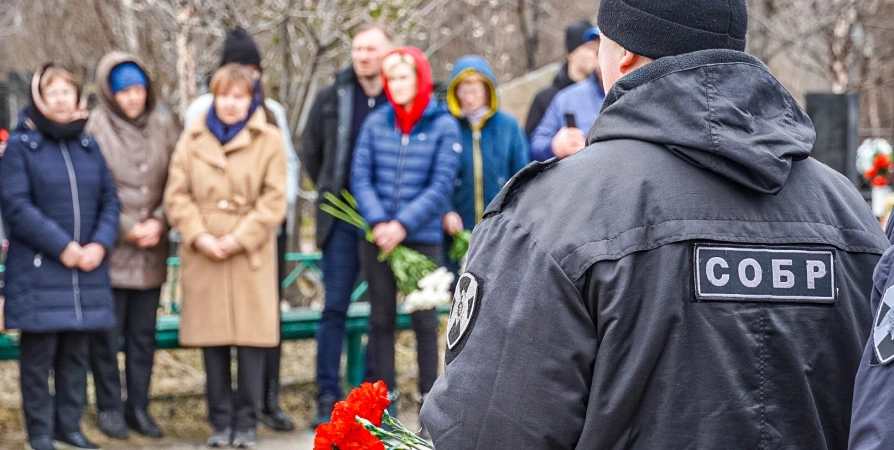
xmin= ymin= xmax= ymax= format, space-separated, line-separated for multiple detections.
xmin=351 ymin=47 xmax=461 ymax=424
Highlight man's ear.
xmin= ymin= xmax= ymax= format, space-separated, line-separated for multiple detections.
xmin=618 ymin=49 xmax=640 ymax=75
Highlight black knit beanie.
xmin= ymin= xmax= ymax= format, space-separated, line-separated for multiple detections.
xmin=221 ymin=28 xmax=262 ymax=68
xmin=565 ymin=20 xmax=595 ymax=54
xmin=597 ymin=0 xmax=748 ymax=60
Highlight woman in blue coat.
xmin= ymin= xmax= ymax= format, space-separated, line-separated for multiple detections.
xmin=0 ymin=65 xmax=119 ymax=450
xmin=442 ymin=55 xmax=529 ymax=236
xmin=351 ymin=47 xmax=461 ymax=417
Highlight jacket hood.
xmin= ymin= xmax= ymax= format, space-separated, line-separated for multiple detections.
xmin=95 ymin=51 xmax=157 ymax=127
xmin=553 ymin=63 xmax=574 ymax=90
xmin=589 ymin=50 xmax=814 ymax=195
xmin=383 ymin=46 xmax=434 ymax=134
xmin=446 ymin=55 xmax=499 ymax=127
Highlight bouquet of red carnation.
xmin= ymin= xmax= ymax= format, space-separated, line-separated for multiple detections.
xmin=314 ymin=381 xmax=433 ymax=450
xmin=857 ymin=138 xmax=894 ymax=187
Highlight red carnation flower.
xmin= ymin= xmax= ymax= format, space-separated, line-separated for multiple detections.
xmin=873 ymin=175 xmax=888 ymax=187
xmin=875 ymin=153 xmax=890 ymax=169
xmin=313 ymin=381 xmax=392 ymax=450
xmin=342 ymin=381 xmax=391 ymax=427
xmin=313 ymin=422 xmax=338 ymax=450
xmin=0 ymin=129 xmax=8 ymax=142
xmin=866 ymin=167 xmax=879 ymax=180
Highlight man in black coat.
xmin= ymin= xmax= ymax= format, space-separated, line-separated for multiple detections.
xmin=523 ymin=20 xmax=599 ymax=137
xmin=422 ymin=1 xmax=888 ymax=448
xmin=300 ymin=23 xmax=392 ymax=426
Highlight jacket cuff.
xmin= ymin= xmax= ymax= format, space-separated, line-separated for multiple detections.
xmin=152 ymin=205 xmax=167 ymax=225
xmin=45 ymin=234 xmax=73 ymax=259
xmin=179 ymin=220 xmax=208 ymax=248
xmin=394 ymin=212 xmax=418 ymax=235
xmin=118 ymin=215 xmax=138 ymax=242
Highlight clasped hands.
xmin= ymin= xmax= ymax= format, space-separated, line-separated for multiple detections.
xmin=195 ymin=233 xmax=243 ymax=261
xmin=126 ymin=218 xmax=164 ymax=249
xmin=59 ymin=242 xmax=106 ymax=272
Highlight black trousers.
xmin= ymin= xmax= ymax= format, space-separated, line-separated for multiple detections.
xmin=20 ymin=331 xmax=90 ymax=439
xmin=203 ymin=346 xmax=266 ymax=432
xmin=262 ymin=223 xmax=288 ymax=391
xmin=359 ymin=241 xmax=440 ymax=395
xmin=88 ymin=288 xmax=161 ymax=413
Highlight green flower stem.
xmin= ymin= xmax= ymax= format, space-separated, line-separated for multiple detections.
xmin=323 ymin=192 xmax=369 ymax=227
xmin=319 ymin=200 xmax=368 ymax=228
xmin=320 ymin=205 xmax=368 ymax=230
xmin=381 ymin=413 xmax=432 ymax=447
xmin=357 ymin=417 xmax=432 ymax=449
xmin=341 ymin=189 xmax=360 ymax=210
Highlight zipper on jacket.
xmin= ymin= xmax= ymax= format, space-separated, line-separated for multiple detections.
xmin=60 ymin=142 xmax=83 ymax=324
xmin=391 ymin=134 xmax=411 ymax=215
xmin=472 ymin=130 xmax=485 ymax=224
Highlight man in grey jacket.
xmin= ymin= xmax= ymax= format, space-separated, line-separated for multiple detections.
xmin=421 ymin=1 xmax=888 ymax=449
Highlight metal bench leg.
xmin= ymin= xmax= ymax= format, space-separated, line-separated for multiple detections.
xmin=346 ymin=330 xmax=365 ymax=388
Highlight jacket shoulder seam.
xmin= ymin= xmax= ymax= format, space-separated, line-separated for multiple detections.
xmin=495 ymin=213 xmax=578 ymax=284
xmin=558 ymin=217 xmax=888 ymax=274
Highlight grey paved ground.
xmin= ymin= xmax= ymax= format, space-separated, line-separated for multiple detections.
xmin=111 ymin=431 xmax=315 ymax=449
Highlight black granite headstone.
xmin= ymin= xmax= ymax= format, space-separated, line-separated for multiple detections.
xmin=805 ymin=93 xmax=860 ymax=186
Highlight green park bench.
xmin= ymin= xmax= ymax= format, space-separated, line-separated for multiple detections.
xmin=0 ymin=253 xmax=449 ymax=388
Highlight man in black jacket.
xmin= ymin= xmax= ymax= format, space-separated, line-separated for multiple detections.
xmin=301 ymin=23 xmax=392 ymax=426
xmin=421 ymin=1 xmax=888 ymax=448
xmin=523 ymin=20 xmax=599 ymax=137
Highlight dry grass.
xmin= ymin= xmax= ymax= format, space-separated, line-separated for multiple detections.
xmin=0 ymin=325 xmax=446 ymax=447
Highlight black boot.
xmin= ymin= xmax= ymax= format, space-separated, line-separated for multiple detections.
xmin=97 ymin=410 xmax=128 ymax=440
xmin=26 ymin=436 xmax=56 ymax=450
xmin=312 ymin=394 xmax=337 ymax=428
xmin=125 ymin=408 xmax=164 ymax=438
xmin=53 ymin=432 xmax=99 ymax=450
xmin=258 ymin=380 xmax=295 ymax=432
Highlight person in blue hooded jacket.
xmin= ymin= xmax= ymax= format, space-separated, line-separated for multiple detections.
xmin=529 ymin=27 xmax=605 ymax=162
xmin=0 ymin=65 xmax=119 ymax=450
xmin=442 ymin=55 xmax=529 ymax=239
xmin=351 ymin=47 xmax=460 ymax=429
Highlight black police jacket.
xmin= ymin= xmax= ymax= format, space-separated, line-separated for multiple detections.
xmin=422 ymin=50 xmax=888 ymax=450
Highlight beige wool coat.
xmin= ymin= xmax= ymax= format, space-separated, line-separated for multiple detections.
xmin=164 ymin=108 xmax=286 ymax=347
xmin=85 ymin=51 xmax=179 ymax=290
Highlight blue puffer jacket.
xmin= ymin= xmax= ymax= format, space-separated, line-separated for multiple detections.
xmin=351 ymin=99 xmax=461 ymax=245
xmin=0 ymin=124 xmax=119 ymax=333
xmin=446 ymin=55 xmax=529 ymax=229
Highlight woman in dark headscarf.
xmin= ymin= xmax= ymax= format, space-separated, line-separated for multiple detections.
xmin=0 ymin=64 xmax=119 ymax=450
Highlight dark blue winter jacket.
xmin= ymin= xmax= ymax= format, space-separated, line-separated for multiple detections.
xmin=351 ymin=99 xmax=461 ymax=245
xmin=529 ymin=73 xmax=605 ymax=161
xmin=0 ymin=125 xmax=119 ymax=333
xmin=446 ymin=55 xmax=529 ymax=228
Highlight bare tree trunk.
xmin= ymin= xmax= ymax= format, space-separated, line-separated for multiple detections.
xmin=94 ymin=0 xmax=119 ymax=49
xmin=516 ymin=0 xmax=542 ymax=71
xmin=829 ymin=2 xmax=860 ymax=94
xmin=121 ymin=0 xmax=139 ymax=53
xmin=176 ymin=1 xmax=196 ymax=117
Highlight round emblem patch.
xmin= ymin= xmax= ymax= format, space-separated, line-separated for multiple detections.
xmin=447 ymin=273 xmax=480 ymax=351
xmin=874 ymin=286 xmax=894 ymax=365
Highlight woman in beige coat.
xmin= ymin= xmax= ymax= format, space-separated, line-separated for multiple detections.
xmin=85 ymin=51 xmax=178 ymax=441
xmin=164 ymin=64 xmax=286 ymax=448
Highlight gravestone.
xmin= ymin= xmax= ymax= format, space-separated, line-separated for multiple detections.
xmin=0 ymin=81 xmax=8 ymax=131
xmin=805 ymin=93 xmax=860 ymax=187
xmin=6 ymin=71 xmax=32 ymax=127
